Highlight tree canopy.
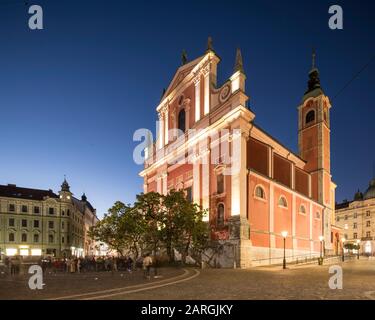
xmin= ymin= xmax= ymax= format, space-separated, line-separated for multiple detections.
xmin=89 ymin=190 xmax=209 ymax=263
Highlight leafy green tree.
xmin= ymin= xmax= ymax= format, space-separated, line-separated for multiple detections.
xmin=161 ymin=190 xmax=209 ymax=263
xmin=88 ymin=201 xmax=128 ymax=256
xmin=133 ymin=192 xmax=164 ymax=257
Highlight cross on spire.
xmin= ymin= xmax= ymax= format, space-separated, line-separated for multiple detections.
xmin=312 ymin=48 xmax=316 ymax=69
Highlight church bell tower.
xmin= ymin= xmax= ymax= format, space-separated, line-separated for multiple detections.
xmin=298 ymin=50 xmax=336 ymax=251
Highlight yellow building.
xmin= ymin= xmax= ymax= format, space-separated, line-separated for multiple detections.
xmin=335 ymin=177 xmax=375 ymax=254
xmin=0 ymin=179 xmax=98 ymax=258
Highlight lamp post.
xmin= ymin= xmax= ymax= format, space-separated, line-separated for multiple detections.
xmin=341 ymin=237 xmax=346 ymax=262
xmin=356 ymin=240 xmax=360 ymax=260
xmin=319 ymin=235 xmax=324 ymax=265
xmin=281 ymin=231 xmax=288 ymax=269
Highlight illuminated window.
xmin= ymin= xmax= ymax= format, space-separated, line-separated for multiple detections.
xmin=31 ymin=249 xmax=41 ymax=256
xmin=278 ymin=196 xmax=288 ymax=208
xmin=305 ymin=110 xmax=315 ymax=124
xmin=255 ymin=186 xmax=265 ymax=199
xmin=217 ymin=203 xmax=225 ymax=226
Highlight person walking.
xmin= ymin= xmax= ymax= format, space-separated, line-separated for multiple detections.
xmin=77 ymin=258 xmax=81 ymax=273
xmin=143 ymin=253 xmax=153 ymax=280
xmin=126 ymin=256 xmax=133 ymax=273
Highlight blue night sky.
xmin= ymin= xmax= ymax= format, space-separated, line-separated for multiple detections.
xmin=0 ymin=0 xmax=374 ymax=218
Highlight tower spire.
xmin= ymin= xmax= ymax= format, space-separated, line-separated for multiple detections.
xmin=312 ymin=47 xmax=316 ymax=70
xmin=234 ymin=48 xmax=244 ymax=73
xmin=304 ymin=48 xmax=322 ymax=95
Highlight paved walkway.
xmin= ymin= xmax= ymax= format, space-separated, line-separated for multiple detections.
xmin=1 ymin=259 xmax=375 ymax=300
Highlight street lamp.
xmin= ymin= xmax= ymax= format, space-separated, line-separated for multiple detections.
xmin=356 ymin=239 xmax=360 ymax=260
xmin=281 ymin=231 xmax=288 ymax=269
xmin=319 ymin=235 xmax=324 ymax=265
xmin=341 ymin=237 xmax=346 ymax=262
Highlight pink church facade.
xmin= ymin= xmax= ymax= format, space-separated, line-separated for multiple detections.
xmin=139 ymin=42 xmax=339 ymax=267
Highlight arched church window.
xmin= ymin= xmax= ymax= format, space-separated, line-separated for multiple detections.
xmin=178 ymin=109 xmax=186 ymax=133
xmin=306 ymin=110 xmax=315 ymax=124
xmin=217 ymin=203 xmax=225 ymax=226
xmin=255 ymin=186 xmax=265 ymax=199
xmin=278 ymin=196 xmax=288 ymax=208
xmin=217 ymin=174 xmax=224 ymax=194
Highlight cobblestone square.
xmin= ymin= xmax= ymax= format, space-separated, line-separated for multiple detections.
xmin=1 ymin=259 xmax=375 ymax=300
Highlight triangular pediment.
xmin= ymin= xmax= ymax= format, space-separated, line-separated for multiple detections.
xmin=161 ymin=54 xmax=206 ymax=101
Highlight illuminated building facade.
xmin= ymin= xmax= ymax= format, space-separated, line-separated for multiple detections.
xmin=336 ymin=177 xmax=375 ymax=255
xmin=139 ymin=41 xmax=339 ymax=267
xmin=0 ymin=179 xmax=98 ymax=258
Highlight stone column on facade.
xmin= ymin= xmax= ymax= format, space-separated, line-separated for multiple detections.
xmin=292 ymin=193 xmax=297 ymax=255
xmin=183 ymin=98 xmax=190 ymax=131
xmin=203 ymin=66 xmax=210 ymax=116
xmin=269 ymin=181 xmax=275 ymax=259
xmin=164 ymin=107 xmax=169 ymax=146
xmin=161 ymin=172 xmax=168 ymax=196
xmin=192 ymin=154 xmax=201 ymax=207
xmin=309 ymin=202 xmax=314 ymax=253
xmin=194 ymin=75 xmax=201 ymax=122
xmin=156 ymin=175 xmax=162 ymax=194
xmin=201 ymin=147 xmax=210 ymax=222
xmin=158 ymin=111 xmax=164 ymax=150
xmin=228 ymin=129 xmax=252 ymax=268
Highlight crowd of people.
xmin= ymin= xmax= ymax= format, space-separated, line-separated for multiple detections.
xmin=1 ymin=254 xmax=157 ymax=279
